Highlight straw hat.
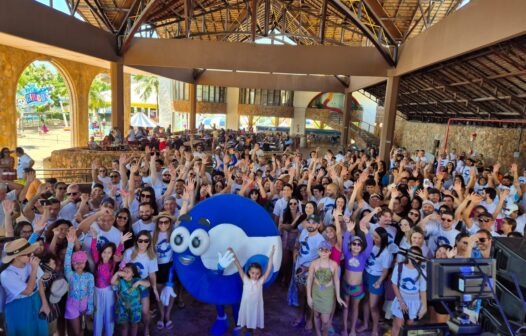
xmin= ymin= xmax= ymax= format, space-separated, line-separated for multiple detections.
xmin=153 ymin=211 xmax=176 ymax=224
xmin=2 ymin=238 xmax=37 ymax=263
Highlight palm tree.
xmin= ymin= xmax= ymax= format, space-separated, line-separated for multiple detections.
xmin=133 ymin=75 xmax=159 ymax=114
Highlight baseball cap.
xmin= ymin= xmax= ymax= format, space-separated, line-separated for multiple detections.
xmin=504 ymin=203 xmax=519 ymax=217
xmin=318 ymin=240 xmax=332 ymax=250
xmin=306 ymin=214 xmax=320 ymax=223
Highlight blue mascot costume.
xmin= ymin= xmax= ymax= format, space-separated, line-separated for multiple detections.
xmin=160 ymin=194 xmax=282 ymax=335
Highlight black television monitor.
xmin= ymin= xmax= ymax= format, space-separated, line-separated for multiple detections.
xmin=427 ymin=258 xmax=496 ymax=301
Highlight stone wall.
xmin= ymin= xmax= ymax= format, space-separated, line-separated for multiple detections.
xmin=238 ymin=104 xmax=294 ymax=118
xmin=394 ymin=117 xmax=526 ymax=167
xmin=173 ymin=100 xmax=227 ymax=114
xmin=0 ymin=44 xmax=105 ymax=149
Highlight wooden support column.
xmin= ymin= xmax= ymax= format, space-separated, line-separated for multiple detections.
xmin=340 ymin=90 xmax=352 ymax=148
xmin=111 ymin=62 xmax=125 ymax=133
xmin=184 ymin=0 xmax=193 ymax=38
xmin=251 ymin=0 xmax=258 ymax=42
xmin=319 ymin=0 xmax=328 ymax=44
xmin=379 ymin=76 xmax=399 ymax=162
xmin=123 ymin=73 xmax=131 ymax=132
xmin=189 ymin=83 xmax=197 ymax=131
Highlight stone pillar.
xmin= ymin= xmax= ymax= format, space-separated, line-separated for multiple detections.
xmin=158 ymin=77 xmax=174 ymax=128
xmin=341 ymin=90 xmax=352 ymax=148
xmin=189 ymin=83 xmax=197 ymax=131
xmin=123 ymin=73 xmax=131 ymax=132
xmin=226 ymin=87 xmax=240 ymax=130
xmin=0 ymin=45 xmax=22 ymax=149
xmin=71 ymin=73 xmax=91 ymax=147
xmin=110 ymin=62 xmax=124 ymax=133
xmin=379 ymin=76 xmax=399 ymax=162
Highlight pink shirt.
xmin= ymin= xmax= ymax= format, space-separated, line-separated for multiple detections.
xmin=330 ymin=245 xmax=342 ymax=264
xmin=90 ymin=239 xmax=123 ymax=288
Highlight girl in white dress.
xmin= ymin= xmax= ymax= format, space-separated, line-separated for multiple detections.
xmin=230 ymin=246 xmax=276 ymax=334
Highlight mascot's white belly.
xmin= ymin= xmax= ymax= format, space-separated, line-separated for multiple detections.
xmin=200 ymin=223 xmax=282 ymax=276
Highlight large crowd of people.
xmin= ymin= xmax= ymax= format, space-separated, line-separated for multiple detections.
xmin=0 ymin=126 xmax=525 ymax=336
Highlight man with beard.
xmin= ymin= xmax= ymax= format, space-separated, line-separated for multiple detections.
xmin=292 ymin=214 xmax=326 ymax=328
xmin=420 ymin=209 xmax=459 ymax=254
xmin=132 ymin=202 xmax=155 ymax=234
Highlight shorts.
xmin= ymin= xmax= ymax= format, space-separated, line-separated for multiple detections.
xmin=364 ymin=272 xmax=385 ymax=296
xmin=391 ymin=294 xmax=422 ymax=320
xmin=156 ymin=262 xmax=173 ymax=284
xmin=342 ymin=282 xmax=365 ymax=300
xmin=65 ymin=296 xmax=88 ymax=319
xmin=116 ymin=300 xmax=142 ymax=325
xmin=294 ymin=267 xmax=309 ymax=286
xmin=140 ymin=287 xmax=150 ymax=299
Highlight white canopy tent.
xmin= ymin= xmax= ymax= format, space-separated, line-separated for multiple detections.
xmin=130 ymin=112 xmax=158 ymax=128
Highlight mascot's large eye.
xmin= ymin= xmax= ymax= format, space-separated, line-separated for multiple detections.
xmin=188 ymin=229 xmax=210 ymax=256
xmin=170 ymin=227 xmax=190 ymax=253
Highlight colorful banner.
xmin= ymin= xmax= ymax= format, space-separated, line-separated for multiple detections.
xmin=16 ymin=84 xmax=54 ymax=108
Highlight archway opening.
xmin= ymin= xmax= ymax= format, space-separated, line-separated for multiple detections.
xmin=88 ymin=73 xmax=112 ymax=141
xmin=16 ymin=60 xmax=73 ymax=168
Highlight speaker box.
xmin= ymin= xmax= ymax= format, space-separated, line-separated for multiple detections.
xmin=492 ymin=237 xmax=526 ymax=289
xmin=479 ymin=305 xmax=524 ymax=336
xmin=494 ymin=280 xmax=526 ymax=324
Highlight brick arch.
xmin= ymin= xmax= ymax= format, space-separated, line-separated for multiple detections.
xmin=15 ymin=57 xmax=77 ymax=143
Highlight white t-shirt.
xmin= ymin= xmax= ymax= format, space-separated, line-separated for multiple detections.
xmin=370 ymin=223 xmax=398 ymax=246
xmin=0 ymin=264 xmax=43 ymax=304
xmin=132 ymin=220 xmax=155 ymax=235
xmin=296 ymin=231 xmax=326 ymax=269
xmin=58 ymin=202 xmax=78 ymax=223
xmin=391 ymin=264 xmax=426 ymax=295
xmin=425 ymin=222 xmax=459 ymax=253
xmin=515 ymin=214 xmax=526 ymax=234
xmin=319 ymin=196 xmax=336 ymax=225
xmin=365 ymin=245 xmax=393 ymax=276
xmin=81 ymin=223 xmax=122 ymax=252
xmin=17 ymin=154 xmax=32 ymax=178
xmin=121 ymin=249 xmax=158 ymax=279
xmin=273 ymin=197 xmax=288 ymax=218
xmin=155 ymin=231 xmax=173 ymax=265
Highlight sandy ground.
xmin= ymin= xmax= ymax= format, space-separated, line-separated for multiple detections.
xmin=16 ymin=126 xmax=72 ymax=169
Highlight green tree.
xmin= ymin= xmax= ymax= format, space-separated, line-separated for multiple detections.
xmin=133 ymin=74 xmax=159 ymax=108
xmin=88 ymin=74 xmax=111 ymax=113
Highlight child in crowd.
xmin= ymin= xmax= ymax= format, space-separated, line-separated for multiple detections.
xmin=391 ymin=246 xmax=427 ymax=336
xmin=91 ymin=226 xmax=132 ymax=336
xmin=112 ymin=263 xmax=151 ymax=336
xmin=231 ymin=245 xmax=276 ymax=335
xmin=306 ymin=240 xmax=346 ymax=336
xmin=65 ymin=227 xmax=95 ymax=335
xmin=341 ymin=218 xmax=373 ymax=336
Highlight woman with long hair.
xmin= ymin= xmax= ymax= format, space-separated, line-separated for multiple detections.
xmin=279 ymin=197 xmax=304 ymax=287
xmin=120 ymin=230 xmax=159 ymax=336
xmin=360 ymin=227 xmax=393 ymax=336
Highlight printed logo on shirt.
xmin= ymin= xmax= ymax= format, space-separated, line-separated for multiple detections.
xmin=435 ymin=236 xmax=451 ymax=247
xmin=400 ymin=277 xmax=417 ymax=291
xmin=300 ymin=239 xmax=310 ymax=255
xmin=133 ymin=262 xmax=145 ymax=278
xmin=366 ymin=253 xmax=376 ymax=267
xmin=97 ymin=236 xmax=110 ymax=251
xmin=156 ymin=239 xmax=171 ymax=258
xmin=348 ymin=257 xmax=360 ymax=268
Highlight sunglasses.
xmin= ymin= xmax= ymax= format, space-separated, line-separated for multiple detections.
xmin=351 ymin=242 xmax=362 ymax=246
xmin=477 ymin=238 xmax=488 ymax=243
xmin=409 ymin=212 xmax=419 ymax=216
xmin=479 ymin=218 xmax=492 ymax=223
xmin=319 ymin=248 xmax=330 ymax=252
xmin=117 ymin=216 xmax=128 ymax=220
xmin=158 ymin=220 xmax=171 ymax=225
xmin=441 ymin=218 xmax=454 ymax=222
xmin=140 ymin=193 xmax=152 ymax=198
xmin=289 ymin=202 xmax=298 ymax=206
xmin=66 ymin=192 xmax=78 ymax=196
xmin=137 ymin=239 xmax=150 ymax=244
xmin=110 ymin=175 xmax=119 ymax=178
